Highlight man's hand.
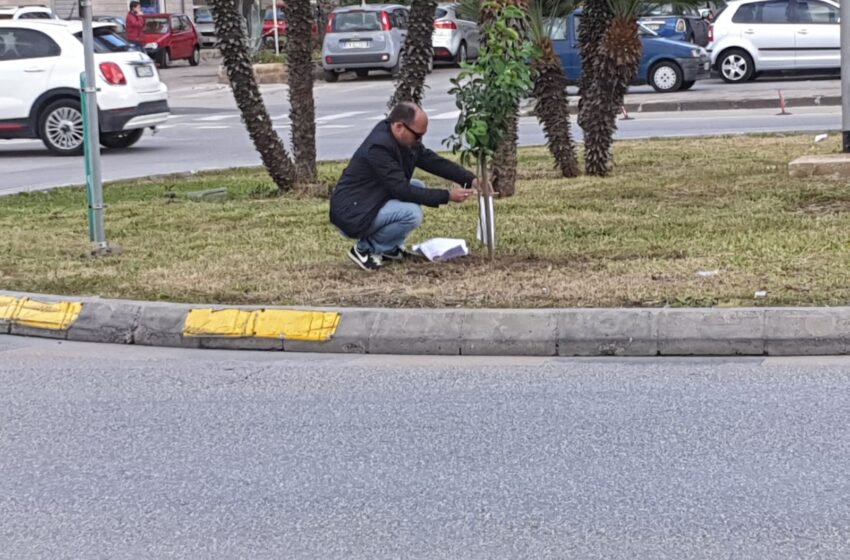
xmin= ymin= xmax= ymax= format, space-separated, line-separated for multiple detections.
xmin=449 ymin=188 xmax=476 ymax=203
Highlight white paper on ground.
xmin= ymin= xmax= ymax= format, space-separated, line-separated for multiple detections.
xmin=412 ymin=238 xmax=469 ymax=262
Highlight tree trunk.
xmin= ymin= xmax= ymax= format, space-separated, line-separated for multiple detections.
xmin=210 ymin=0 xmax=296 ymax=192
xmin=316 ymin=0 xmax=336 ymax=49
xmin=389 ymin=0 xmax=437 ymax=108
xmin=583 ymin=16 xmax=643 ymax=177
xmin=480 ymin=0 xmax=528 ymax=197
xmin=532 ymin=36 xmax=579 ymax=178
xmin=287 ymin=0 xmax=317 ymax=183
xmin=577 ymin=0 xmax=613 ymax=176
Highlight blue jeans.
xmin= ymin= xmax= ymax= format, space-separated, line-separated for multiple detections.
xmin=356 ymin=179 xmax=425 ymax=255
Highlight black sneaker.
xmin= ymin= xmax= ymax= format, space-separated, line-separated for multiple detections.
xmin=348 ymin=245 xmax=382 ymax=271
xmin=382 ymin=246 xmax=422 ymax=261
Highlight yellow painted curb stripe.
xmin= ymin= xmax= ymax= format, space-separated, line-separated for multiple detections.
xmin=0 ymin=296 xmax=83 ymax=330
xmin=184 ymin=308 xmax=340 ymax=342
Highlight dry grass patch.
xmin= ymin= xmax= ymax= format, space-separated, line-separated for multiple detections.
xmin=2 ymin=133 xmax=849 ymax=308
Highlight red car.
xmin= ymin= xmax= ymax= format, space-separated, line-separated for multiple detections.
xmin=141 ymin=13 xmax=201 ymax=68
xmin=262 ymin=5 xmax=318 ymax=48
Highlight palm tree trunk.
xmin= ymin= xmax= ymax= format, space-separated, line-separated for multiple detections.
xmin=480 ymin=0 xmax=528 ymax=197
xmin=316 ymin=0 xmax=336 ymax=50
xmin=287 ymin=0 xmax=317 ymax=183
xmin=577 ymin=0 xmax=613 ymax=176
xmin=583 ymin=17 xmax=642 ymax=177
xmin=389 ymin=0 xmax=437 ymax=108
xmin=532 ymin=36 xmax=579 ymax=178
xmin=210 ymin=0 xmax=296 ymax=192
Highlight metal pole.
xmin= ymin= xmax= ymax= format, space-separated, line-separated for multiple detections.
xmin=842 ymin=0 xmax=850 ymax=151
xmin=80 ymin=0 xmax=107 ymax=250
xmin=272 ymin=2 xmax=280 ymax=55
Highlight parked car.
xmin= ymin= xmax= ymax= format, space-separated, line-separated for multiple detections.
xmin=550 ymin=10 xmax=711 ymax=92
xmin=92 ymin=15 xmax=126 ymax=35
xmin=322 ymin=4 xmax=409 ymax=82
xmin=261 ymin=4 xmax=318 ymax=49
xmin=141 ymin=13 xmax=201 ymax=68
xmin=431 ymin=2 xmax=479 ymax=65
xmin=708 ymin=0 xmax=839 ymax=83
xmin=639 ymin=3 xmax=711 ymax=46
xmin=0 ymin=19 xmax=168 ymax=155
xmin=0 ymin=5 xmax=56 ymax=19
xmin=193 ymin=6 xmax=217 ymax=48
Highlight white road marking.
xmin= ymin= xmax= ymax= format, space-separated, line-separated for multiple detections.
xmin=197 ymin=114 xmax=239 ymax=121
xmin=318 ymin=124 xmax=354 ymax=129
xmin=316 ymin=111 xmax=366 ymax=122
xmin=431 ymin=110 xmax=460 ymax=120
xmin=195 ymin=125 xmax=230 ymax=129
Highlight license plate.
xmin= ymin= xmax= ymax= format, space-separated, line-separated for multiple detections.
xmin=135 ymin=65 xmax=154 ymax=77
xmin=343 ymin=41 xmax=368 ymax=49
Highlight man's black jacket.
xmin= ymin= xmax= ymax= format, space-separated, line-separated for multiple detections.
xmin=330 ymin=120 xmax=476 ymax=239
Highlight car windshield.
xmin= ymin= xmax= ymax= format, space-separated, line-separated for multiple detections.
xmin=194 ymin=8 xmax=213 ymax=22
xmin=641 ymin=3 xmax=676 ymax=15
xmin=264 ymin=8 xmax=285 ymax=20
xmin=74 ymin=27 xmax=133 ymax=52
xmin=332 ymin=10 xmax=381 ymax=32
xmin=143 ymin=17 xmax=168 ymax=33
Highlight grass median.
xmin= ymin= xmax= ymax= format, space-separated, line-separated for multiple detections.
xmin=2 ymin=133 xmax=849 ymax=308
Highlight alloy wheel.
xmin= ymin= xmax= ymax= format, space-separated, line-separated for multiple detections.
xmin=45 ymin=106 xmax=83 ymax=151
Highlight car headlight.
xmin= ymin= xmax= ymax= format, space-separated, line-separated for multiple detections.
xmin=691 ymin=48 xmax=704 ymax=57
xmin=144 ymin=42 xmax=158 ymax=49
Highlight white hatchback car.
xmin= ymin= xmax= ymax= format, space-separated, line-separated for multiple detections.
xmin=0 ymin=5 xmax=57 ymax=19
xmin=708 ymin=0 xmax=840 ymax=83
xmin=0 ymin=19 xmax=169 ymax=155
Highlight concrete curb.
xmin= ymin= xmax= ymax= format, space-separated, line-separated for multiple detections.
xmin=2 ymin=290 xmax=849 ymax=356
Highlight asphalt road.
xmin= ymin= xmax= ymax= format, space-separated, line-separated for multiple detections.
xmin=2 ymin=335 xmax=850 ymax=559
xmin=0 ymin=64 xmax=842 ymax=194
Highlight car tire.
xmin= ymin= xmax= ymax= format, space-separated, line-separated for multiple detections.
xmin=100 ymin=129 xmax=145 ymax=150
xmin=454 ymin=41 xmax=467 ymax=66
xmin=718 ymin=48 xmax=754 ymax=83
xmin=160 ymin=48 xmax=171 ymax=69
xmin=189 ymin=45 xmax=201 ymax=66
xmin=680 ymin=80 xmax=696 ymax=91
xmin=39 ymin=98 xmax=85 ymax=156
xmin=323 ymin=69 xmax=339 ymax=82
xmin=390 ymin=57 xmax=401 ymax=77
xmin=355 ymin=69 xmax=369 ymax=78
xmin=649 ymin=61 xmax=683 ymax=93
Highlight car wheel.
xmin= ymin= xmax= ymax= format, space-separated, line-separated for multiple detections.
xmin=680 ymin=80 xmax=696 ymax=91
xmin=323 ymin=69 xmax=339 ymax=82
xmin=355 ymin=69 xmax=369 ymax=78
xmin=649 ymin=61 xmax=683 ymax=93
xmin=189 ymin=45 xmax=201 ymax=66
xmin=160 ymin=48 xmax=171 ymax=69
xmin=40 ymin=98 xmax=85 ymax=156
xmin=100 ymin=129 xmax=144 ymax=150
xmin=718 ymin=48 xmax=754 ymax=83
xmin=454 ymin=41 xmax=467 ymax=66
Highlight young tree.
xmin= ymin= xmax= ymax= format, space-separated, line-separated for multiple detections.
xmin=287 ymin=0 xmax=318 ymax=183
xmin=446 ymin=1 xmax=537 ymax=257
xmin=389 ymin=0 xmax=438 ymax=108
xmin=210 ymin=0 xmax=297 ymax=192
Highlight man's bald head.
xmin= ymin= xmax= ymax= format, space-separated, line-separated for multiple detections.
xmin=388 ymin=102 xmax=428 ymax=148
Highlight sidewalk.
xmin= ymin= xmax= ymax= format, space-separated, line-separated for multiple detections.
xmin=2 ymin=290 xmax=848 ymax=356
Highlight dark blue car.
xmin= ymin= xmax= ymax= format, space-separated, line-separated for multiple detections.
xmin=549 ymin=10 xmax=712 ymax=92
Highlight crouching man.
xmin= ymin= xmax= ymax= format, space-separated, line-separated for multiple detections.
xmin=330 ymin=102 xmax=479 ymax=271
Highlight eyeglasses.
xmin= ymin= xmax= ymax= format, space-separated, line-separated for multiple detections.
xmin=402 ymin=122 xmax=426 ymax=141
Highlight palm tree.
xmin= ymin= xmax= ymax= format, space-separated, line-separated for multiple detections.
xmin=528 ymin=0 xmax=579 ymax=178
xmin=210 ymin=0 xmax=297 ymax=192
xmin=389 ymin=0 xmax=438 ymax=108
xmin=287 ymin=0 xmax=318 ymax=183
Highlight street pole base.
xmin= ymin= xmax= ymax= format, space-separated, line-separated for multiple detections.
xmin=88 ymin=242 xmax=123 ymax=258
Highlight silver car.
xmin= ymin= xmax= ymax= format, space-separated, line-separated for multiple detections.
xmin=322 ymin=4 xmax=409 ymax=82
xmin=432 ymin=2 xmax=479 ymax=65
xmin=193 ymin=6 xmax=217 ymax=48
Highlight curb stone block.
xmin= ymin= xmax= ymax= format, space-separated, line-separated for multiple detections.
xmin=369 ymin=310 xmax=461 ymax=355
xmin=765 ymin=308 xmax=850 ymax=355
xmin=198 ymin=336 xmax=284 ymax=351
xmin=557 ymin=309 xmax=658 ymax=356
xmin=134 ymin=306 xmax=199 ymax=348
xmin=9 ymin=322 xmax=69 ymax=340
xmin=284 ymin=310 xmax=378 ymax=354
xmin=658 ymin=309 xmax=765 ymax=355
xmin=459 ymin=311 xmax=556 ymax=356
xmin=67 ymin=301 xmax=140 ymax=344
